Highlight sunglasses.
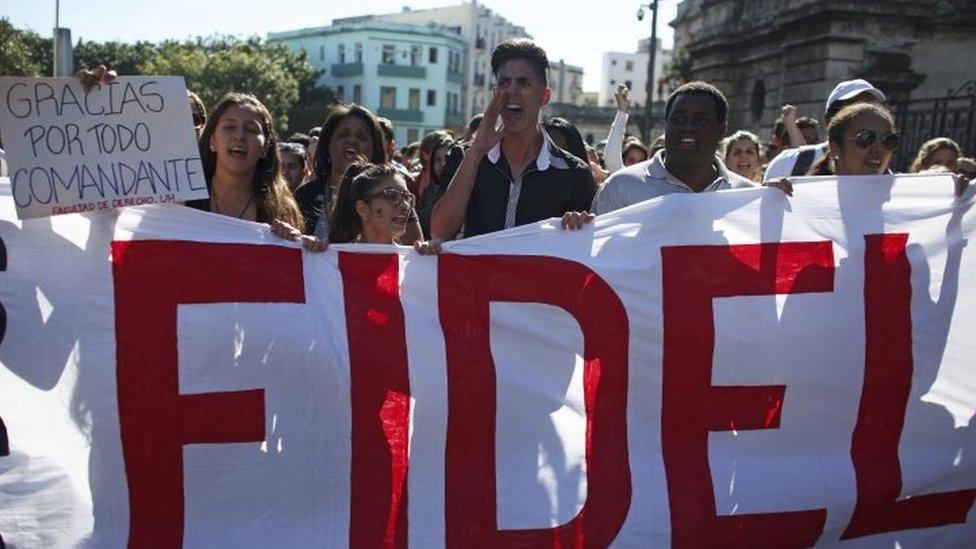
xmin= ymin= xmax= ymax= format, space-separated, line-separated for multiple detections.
xmin=368 ymin=187 xmax=414 ymax=206
xmin=192 ymin=112 xmax=206 ymax=128
xmin=850 ymin=130 xmax=900 ymax=151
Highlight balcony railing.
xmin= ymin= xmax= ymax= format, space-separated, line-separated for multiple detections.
xmin=377 ymin=108 xmax=424 ymax=123
xmin=377 ymin=64 xmax=427 ymax=79
xmin=447 ymin=70 xmax=464 ymax=84
xmin=331 ymin=63 xmax=363 ymax=77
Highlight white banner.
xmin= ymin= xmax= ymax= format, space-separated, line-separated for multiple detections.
xmin=0 ymin=174 xmax=974 ymax=547
xmin=0 ymin=77 xmax=208 ymax=219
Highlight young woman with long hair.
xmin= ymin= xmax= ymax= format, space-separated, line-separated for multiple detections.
xmin=292 ymin=104 xmax=388 ymax=235
xmin=328 ymin=162 xmax=415 ymax=244
xmin=187 ymin=93 xmax=303 ymax=228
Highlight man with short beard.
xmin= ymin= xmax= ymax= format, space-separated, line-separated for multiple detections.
xmin=592 ymin=82 xmax=755 ymax=215
xmin=431 ymin=39 xmax=596 ymax=240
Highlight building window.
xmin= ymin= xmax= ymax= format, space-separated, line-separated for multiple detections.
xmin=338 ymin=44 xmax=346 ymax=64
xmin=381 ymin=87 xmax=396 ymax=109
xmin=411 ymin=45 xmax=422 ymax=66
xmin=429 ymin=47 xmax=438 ymax=64
xmin=318 ymin=45 xmax=324 ymax=62
xmin=407 ymin=128 xmax=419 ymax=143
xmin=610 ymin=79 xmax=616 ymax=85
xmin=382 ymin=44 xmax=396 ymax=64
xmin=625 ymin=80 xmax=633 ymax=91
xmin=409 ymin=88 xmax=421 ymax=110
xmin=353 ymin=85 xmax=362 ymax=105
xmin=427 ymin=90 xmax=436 ymax=106
xmin=611 ymin=59 xmax=617 ymax=66
xmin=354 ymin=43 xmax=362 ymax=63
xmin=336 ymin=85 xmax=345 ymax=100
xmin=625 ymin=60 xmax=634 ymax=71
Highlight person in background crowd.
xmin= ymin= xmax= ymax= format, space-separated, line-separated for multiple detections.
xmin=546 ymin=116 xmax=614 ymax=185
xmin=376 ymin=117 xmax=414 ymax=182
xmin=766 ymin=105 xmax=807 ymax=161
xmin=911 ymin=137 xmax=961 ymax=173
xmin=403 ymin=141 xmax=421 ymax=171
xmin=278 ymin=142 xmax=308 ymax=191
xmin=291 ymin=104 xmax=386 ymax=234
xmin=463 ymin=113 xmax=484 ymax=142
xmin=604 ymin=84 xmax=631 ymax=173
xmin=431 ymin=39 xmax=597 ymax=239
xmin=593 ymin=81 xmax=756 ymax=215
xmin=415 ymin=130 xmax=454 ymax=200
xmin=721 ymin=130 xmax=764 ymax=182
xmin=622 ymin=138 xmax=649 ymax=166
xmin=288 ymin=133 xmax=311 ymax=151
xmin=957 ymin=158 xmax=976 ymax=181
xmin=544 ymin=117 xmax=589 ymax=162
xmin=417 ymin=134 xmax=456 ymax=237
xmin=649 ymin=134 xmax=666 ymax=157
xmin=307 ymin=126 xmax=321 ymax=169
xmin=765 ymin=79 xmax=885 ymax=179
xmin=797 ymin=116 xmax=820 ymax=145
xmin=188 ymin=90 xmax=207 ymax=140
xmin=185 ymin=93 xmax=304 ymax=231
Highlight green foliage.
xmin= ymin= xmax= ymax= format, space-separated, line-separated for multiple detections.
xmin=0 ymin=21 xmax=332 ymax=134
xmin=0 ymin=19 xmax=52 ymax=76
xmin=665 ymin=43 xmax=694 ymax=84
xmin=141 ymin=35 xmax=323 ymax=132
xmin=74 ymin=40 xmax=156 ymax=76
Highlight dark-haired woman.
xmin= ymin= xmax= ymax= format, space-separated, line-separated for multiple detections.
xmin=769 ymin=103 xmax=970 ymax=197
xmin=322 ymin=163 xmax=439 ymax=255
xmin=186 ymin=93 xmax=304 ymax=229
xmin=292 ymin=104 xmax=421 ymax=243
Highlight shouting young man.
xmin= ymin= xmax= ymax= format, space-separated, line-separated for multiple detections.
xmin=430 ymin=39 xmax=596 ymax=240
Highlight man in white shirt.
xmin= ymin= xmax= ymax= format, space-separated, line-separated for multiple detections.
xmin=764 ymin=79 xmax=886 ymax=180
xmin=593 ymin=81 xmax=755 ymax=215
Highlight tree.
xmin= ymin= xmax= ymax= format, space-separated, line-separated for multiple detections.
xmin=73 ymin=40 xmax=157 ymax=76
xmin=664 ymin=43 xmax=694 ymax=84
xmin=0 ymin=19 xmax=52 ymax=76
xmin=141 ymin=35 xmax=322 ymax=132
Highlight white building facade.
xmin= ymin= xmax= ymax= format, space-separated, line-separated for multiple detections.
xmin=346 ymin=2 xmax=531 ymax=119
xmin=268 ymin=22 xmax=467 ymax=145
xmin=599 ymin=39 xmax=672 ymax=108
xmin=548 ymin=60 xmax=586 ymax=106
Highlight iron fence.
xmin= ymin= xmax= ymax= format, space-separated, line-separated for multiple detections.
xmin=889 ymin=80 xmax=976 ymax=170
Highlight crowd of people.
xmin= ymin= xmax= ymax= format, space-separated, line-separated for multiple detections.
xmin=58 ymin=39 xmax=975 ymax=254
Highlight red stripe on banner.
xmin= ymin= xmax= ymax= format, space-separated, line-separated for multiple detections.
xmin=661 ymin=241 xmax=834 ymax=548
xmin=112 ymin=240 xmax=304 ymax=548
xmin=439 ymin=254 xmax=631 ymax=548
xmin=339 ymin=252 xmax=410 ymax=548
xmin=842 ymin=234 xmax=976 ymax=539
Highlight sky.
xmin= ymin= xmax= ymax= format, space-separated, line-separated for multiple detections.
xmin=2 ymin=0 xmax=679 ymax=92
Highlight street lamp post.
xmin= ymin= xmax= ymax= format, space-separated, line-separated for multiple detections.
xmin=637 ymin=1 xmax=660 ymax=143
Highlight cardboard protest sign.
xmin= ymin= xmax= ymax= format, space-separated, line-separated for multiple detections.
xmin=0 ymin=174 xmax=975 ymax=547
xmin=0 ymin=77 xmax=208 ymax=219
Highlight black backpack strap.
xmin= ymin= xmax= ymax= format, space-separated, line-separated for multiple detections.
xmin=791 ymin=147 xmax=817 ymax=176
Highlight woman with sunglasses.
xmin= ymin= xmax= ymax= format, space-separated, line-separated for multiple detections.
xmin=765 ymin=103 xmax=898 ymax=196
xmin=329 ymin=162 xmax=418 ymax=245
xmin=768 ymin=102 xmax=971 ymax=197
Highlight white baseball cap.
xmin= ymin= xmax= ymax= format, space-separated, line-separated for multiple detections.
xmin=825 ymin=79 xmax=886 ymax=114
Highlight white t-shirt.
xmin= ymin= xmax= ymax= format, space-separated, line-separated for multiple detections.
xmin=763 ymin=143 xmax=827 ymax=180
